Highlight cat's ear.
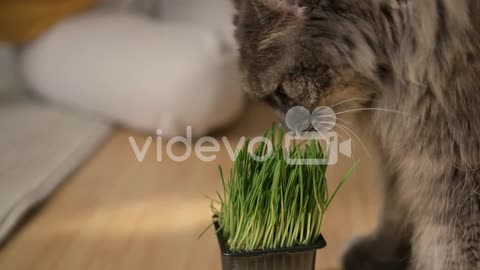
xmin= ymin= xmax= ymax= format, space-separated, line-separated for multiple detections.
xmin=258 ymin=0 xmax=305 ymax=17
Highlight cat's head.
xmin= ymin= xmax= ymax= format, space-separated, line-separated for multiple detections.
xmin=233 ymin=0 xmax=382 ymax=115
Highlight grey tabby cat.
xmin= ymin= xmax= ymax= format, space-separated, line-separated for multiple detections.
xmin=231 ymin=0 xmax=480 ymax=269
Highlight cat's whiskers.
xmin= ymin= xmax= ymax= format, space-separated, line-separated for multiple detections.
xmin=324 ymin=125 xmax=349 ymax=143
xmin=312 ymin=121 xmax=356 ymax=162
xmin=335 ymin=116 xmax=353 ymax=126
xmin=330 ymin=97 xmax=374 ymax=110
xmin=334 ymin=123 xmax=372 ymax=158
xmin=332 ymin=107 xmax=409 ymax=116
xmin=331 ymin=127 xmax=359 ymax=164
xmin=313 ymin=120 xmax=371 ymax=158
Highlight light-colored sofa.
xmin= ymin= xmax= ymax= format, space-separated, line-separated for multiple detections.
xmin=0 ymin=45 xmax=111 ymax=244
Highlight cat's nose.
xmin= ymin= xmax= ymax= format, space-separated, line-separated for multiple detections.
xmin=263 ymin=97 xmax=293 ymax=122
xmin=259 ymin=95 xmax=288 ymax=125
xmin=262 ymin=91 xmax=298 ymax=115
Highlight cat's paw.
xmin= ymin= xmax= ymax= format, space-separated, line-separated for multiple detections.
xmin=341 ymin=235 xmax=411 ymax=270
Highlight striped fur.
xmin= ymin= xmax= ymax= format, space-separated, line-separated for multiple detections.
xmin=233 ymin=0 xmax=480 ymax=269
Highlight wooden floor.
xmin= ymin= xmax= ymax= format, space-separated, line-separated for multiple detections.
xmin=0 ymin=103 xmax=381 ymax=270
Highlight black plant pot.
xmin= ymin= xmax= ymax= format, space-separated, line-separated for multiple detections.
xmin=214 ymin=222 xmax=327 ymax=270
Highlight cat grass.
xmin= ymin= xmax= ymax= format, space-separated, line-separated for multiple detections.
xmin=211 ymin=124 xmax=358 ymax=252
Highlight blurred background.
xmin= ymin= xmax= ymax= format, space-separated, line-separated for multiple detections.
xmin=0 ymin=1 xmax=380 ymax=269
